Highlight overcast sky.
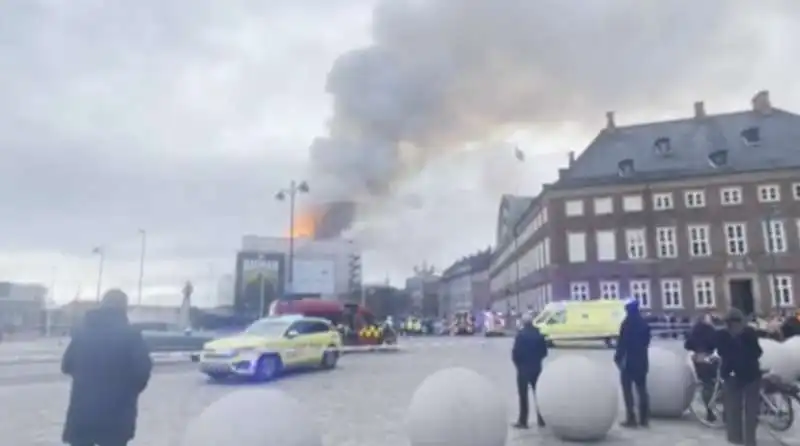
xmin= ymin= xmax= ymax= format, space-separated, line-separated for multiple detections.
xmin=1 ymin=1 xmax=798 ymax=306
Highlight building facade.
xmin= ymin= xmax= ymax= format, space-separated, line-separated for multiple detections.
xmin=0 ymin=281 xmax=47 ymax=333
xmin=405 ymin=264 xmax=441 ymax=316
xmin=491 ymin=91 xmax=800 ymax=316
xmin=439 ymin=249 xmax=492 ymax=316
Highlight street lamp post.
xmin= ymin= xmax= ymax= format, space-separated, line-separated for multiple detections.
xmin=275 ymin=180 xmax=310 ymax=298
xmin=137 ymin=229 xmax=146 ymax=306
xmin=92 ymin=246 xmax=105 ymax=301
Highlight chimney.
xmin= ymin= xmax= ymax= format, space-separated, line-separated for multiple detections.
xmin=752 ymin=90 xmax=772 ymax=114
xmin=605 ymin=111 xmax=616 ymax=130
xmin=694 ymin=101 xmax=706 ymax=118
xmin=558 ymin=168 xmax=568 ymax=180
xmin=568 ymin=151 xmax=576 ymax=166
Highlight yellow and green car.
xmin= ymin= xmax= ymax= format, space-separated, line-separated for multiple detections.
xmin=198 ymin=315 xmax=342 ymax=381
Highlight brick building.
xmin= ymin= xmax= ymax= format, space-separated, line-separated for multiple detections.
xmin=438 ymin=249 xmax=492 ymax=317
xmin=490 ymin=91 xmax=800 ymax=317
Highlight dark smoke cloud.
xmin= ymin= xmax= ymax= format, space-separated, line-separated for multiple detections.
xmin=309 ymin=0 xmax=798 ymax=236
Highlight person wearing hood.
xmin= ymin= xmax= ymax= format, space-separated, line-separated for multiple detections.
xmin=614 ymin=298 xmax=651 ymax=428
xmin=61 ymin=289 xmax=152 ymax=446
xmin=511 ymin=313 xmax=548 ymax=429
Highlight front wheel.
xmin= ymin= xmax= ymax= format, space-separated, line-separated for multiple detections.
xmin=688 ymin=380 xmax=724 ymax=429
xmin=321 ymin=346 xmax=339 ymax=369
xmin=761 ymin=392 xmax=794 ymax=432
xmin=205 ymin=372 xmax=230 ymax=382
xmin=604 ymin=337 xmax=617 ymax=348
xmin=253 ymin=354 xmax=282 ymax=381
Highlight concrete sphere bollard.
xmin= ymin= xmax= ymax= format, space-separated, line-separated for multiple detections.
xmin=647 ymin=347 xmax=694 ymax=418
xmin=405 ymin=367 xmax=507 ymax=446
xmin=537 ymin=355 xmax=618 ymax=441
xmin=759 ymin=338 xmax=793 ymax=381
xmin=180 ymin=388 xmax=322 ymax=446
xmin=782 ymin=336 xmax=800 ymax=380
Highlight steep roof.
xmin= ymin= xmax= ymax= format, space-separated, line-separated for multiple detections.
xmin=442 ymin=249 xmax=492 ymax=279
xmin=496 ymin=194 xmax=534 ymax=244
xmin=559 ymin=93 xmax=800 ymax=187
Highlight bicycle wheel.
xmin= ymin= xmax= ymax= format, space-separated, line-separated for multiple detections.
xmin=761 ymin=392 xmax=794 ymax=432
xmin=689 ymin=380 xmax=725 ymax=428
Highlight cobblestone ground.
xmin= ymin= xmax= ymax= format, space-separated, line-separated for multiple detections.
xmin=2 ymin=337 xmax=798 ymax=446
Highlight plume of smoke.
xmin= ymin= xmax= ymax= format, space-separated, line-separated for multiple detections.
xmin=309 ymin=0 xmax=797 ymax=236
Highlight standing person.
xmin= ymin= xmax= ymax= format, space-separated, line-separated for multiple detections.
xmin=511 ymin=313 xmax=548 ymax=429
xmin=62 ymin=289 xmax=152 ymax=446
xmin=684 ymin=313 xmax=720 ymax=423
xmin=614 ymin=299 xmax=651 ymax=428
xmin=716 ymin=308 xmax=762 ymax=446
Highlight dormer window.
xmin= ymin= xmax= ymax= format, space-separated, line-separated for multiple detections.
xmin=741 ymin=126 xmax=761 ymax=145
xmin=654 ymin=137 xmax=672 ymax=156
xmin=618 ymin=159 xmax=635 ymax=177
xmin=708 ymin=149 xmax=728 ymax=168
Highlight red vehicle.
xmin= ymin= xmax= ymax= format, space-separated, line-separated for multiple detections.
xmin=270 ymin=299 xmax=396 ymax=346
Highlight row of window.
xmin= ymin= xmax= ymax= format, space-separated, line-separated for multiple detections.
xmin=491 ymin=238 xmax=552 ymax=292
xmin=567 ymin=219 xmax=800 ymax=263
xmin=564 ymin=182 xmax=800 ymax=217
xmin=493 ymin=208 xmax=549 ymax=273
xmin=569 ymin=275 xmax=795 ymax=309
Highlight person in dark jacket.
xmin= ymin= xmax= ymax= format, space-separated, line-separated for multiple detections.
xmin=780 ymin=309 xmax=800 ymax=340
xmin=511 ymin=313 xmax=548 ymax=429
xmin=684 ymin=313 xmax=720 ymax=422
xmin=614 ymin=298 xmax=651 ymax=428
xmin=62 ymin=289 xmax=152 ymax=446
xmin=716 ymin=308 xmax=762 ymax=446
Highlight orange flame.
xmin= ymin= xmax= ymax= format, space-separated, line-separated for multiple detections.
xmin=291 ymin=209 xmax=317 ymax=238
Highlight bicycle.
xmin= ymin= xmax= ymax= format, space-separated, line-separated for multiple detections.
xmin=688 ymin=355 xmax=796 ymax=433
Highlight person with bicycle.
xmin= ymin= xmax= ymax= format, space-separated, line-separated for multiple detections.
xmin=685 ymin=313 xmax=719 ymax=423
xmin=717 ymin=308 xmax=762 ymax=446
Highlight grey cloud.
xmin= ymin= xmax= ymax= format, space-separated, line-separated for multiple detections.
xmin=309 ymin=0 xmax=800 ymax=236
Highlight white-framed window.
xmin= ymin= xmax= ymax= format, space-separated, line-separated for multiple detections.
xmin=724 ymin=223 xmax=748 ymax=255
xmin=625 ymin=228 xmax=647 ymax=259
xmin=596 ymin=230 xmax=617 ymax=261
xmin=685 ymin=190 xmax=706 ymax=208
xmin=763 ymin=219 xmax=787 ymax=253
xmin=793 ymin=183 xmax=800 ymax=200
xmin=565 ymin=200 xmax=584 ymax=217
xmin=567 ymin=232 xmax=587 ymax=263
xmin=629 ymin=280 xmax=651 ymax=309
xmin=770 ymin=275 xmax=794 ymax=307
xmin=593 ymin=197 xmax=613 ymax=215
xmin=570 ymin=282 xmax=590 ymax=301
xmin=653 ymin=192 xmax=673 ymax=211
xmin=661 ymin=279 xmax=683 ymax=309
xmin=720 ymin=187 xmax=742 ymax=206
xmin=656 ymin=226 xmax=678 ymax=258
xmin=622 ymin=195 xmax=643 ymax=212
xmin=693 ymin=277 xmax=715 ymax=309
xmin=688 ymin=225 xmax=711 ymax=257
xmin=758 ymin=184 xmax=781 ymax=203
xmin=600 ymin=281 xmax=620 ymax=300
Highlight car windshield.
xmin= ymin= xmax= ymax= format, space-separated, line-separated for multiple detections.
xmin=242 ymin=319 xmax=291 ymax=337
xmin=533 ymin=310 xmax=552 ymax=324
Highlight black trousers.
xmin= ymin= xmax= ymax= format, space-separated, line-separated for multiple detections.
xmin=620 ymin=371 xmax=649 ymax=423
xmin=516 ymin=370 xmax=544 ymax=426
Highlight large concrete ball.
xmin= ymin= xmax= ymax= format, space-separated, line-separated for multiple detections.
xmin=180 ymin=388 xmax=322 ymax=446
xmin=647 ymin=346 xmax=694 ymax=418
xmin=537 ymin=355 xmax=618 ymax=441
xmin=760 ymin=338 xmax=793 ymax=381
xmin=405 ymin=367 xmax=507 ymax=446
xmin=782 ymin=337 xmax=800 ymax=379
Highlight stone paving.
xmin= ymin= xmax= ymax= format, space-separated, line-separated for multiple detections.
xmin=1 ymin=336 xmax=798 ymax=446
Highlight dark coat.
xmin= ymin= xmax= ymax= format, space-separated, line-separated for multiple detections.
xmin=716 ymin=326 xmax=763 ymax=385
xmin=512 ymin=324 xmax=548 ymax=375
xmin=781 ymin=317 xmax=800 ymax=340
xmin=62 ymin=307 xmax=152 ymax=444
xmin=614 ymin=309 xmax=651 ymax=377
xmin=684 ymin=322 xmax=717 ymax=355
